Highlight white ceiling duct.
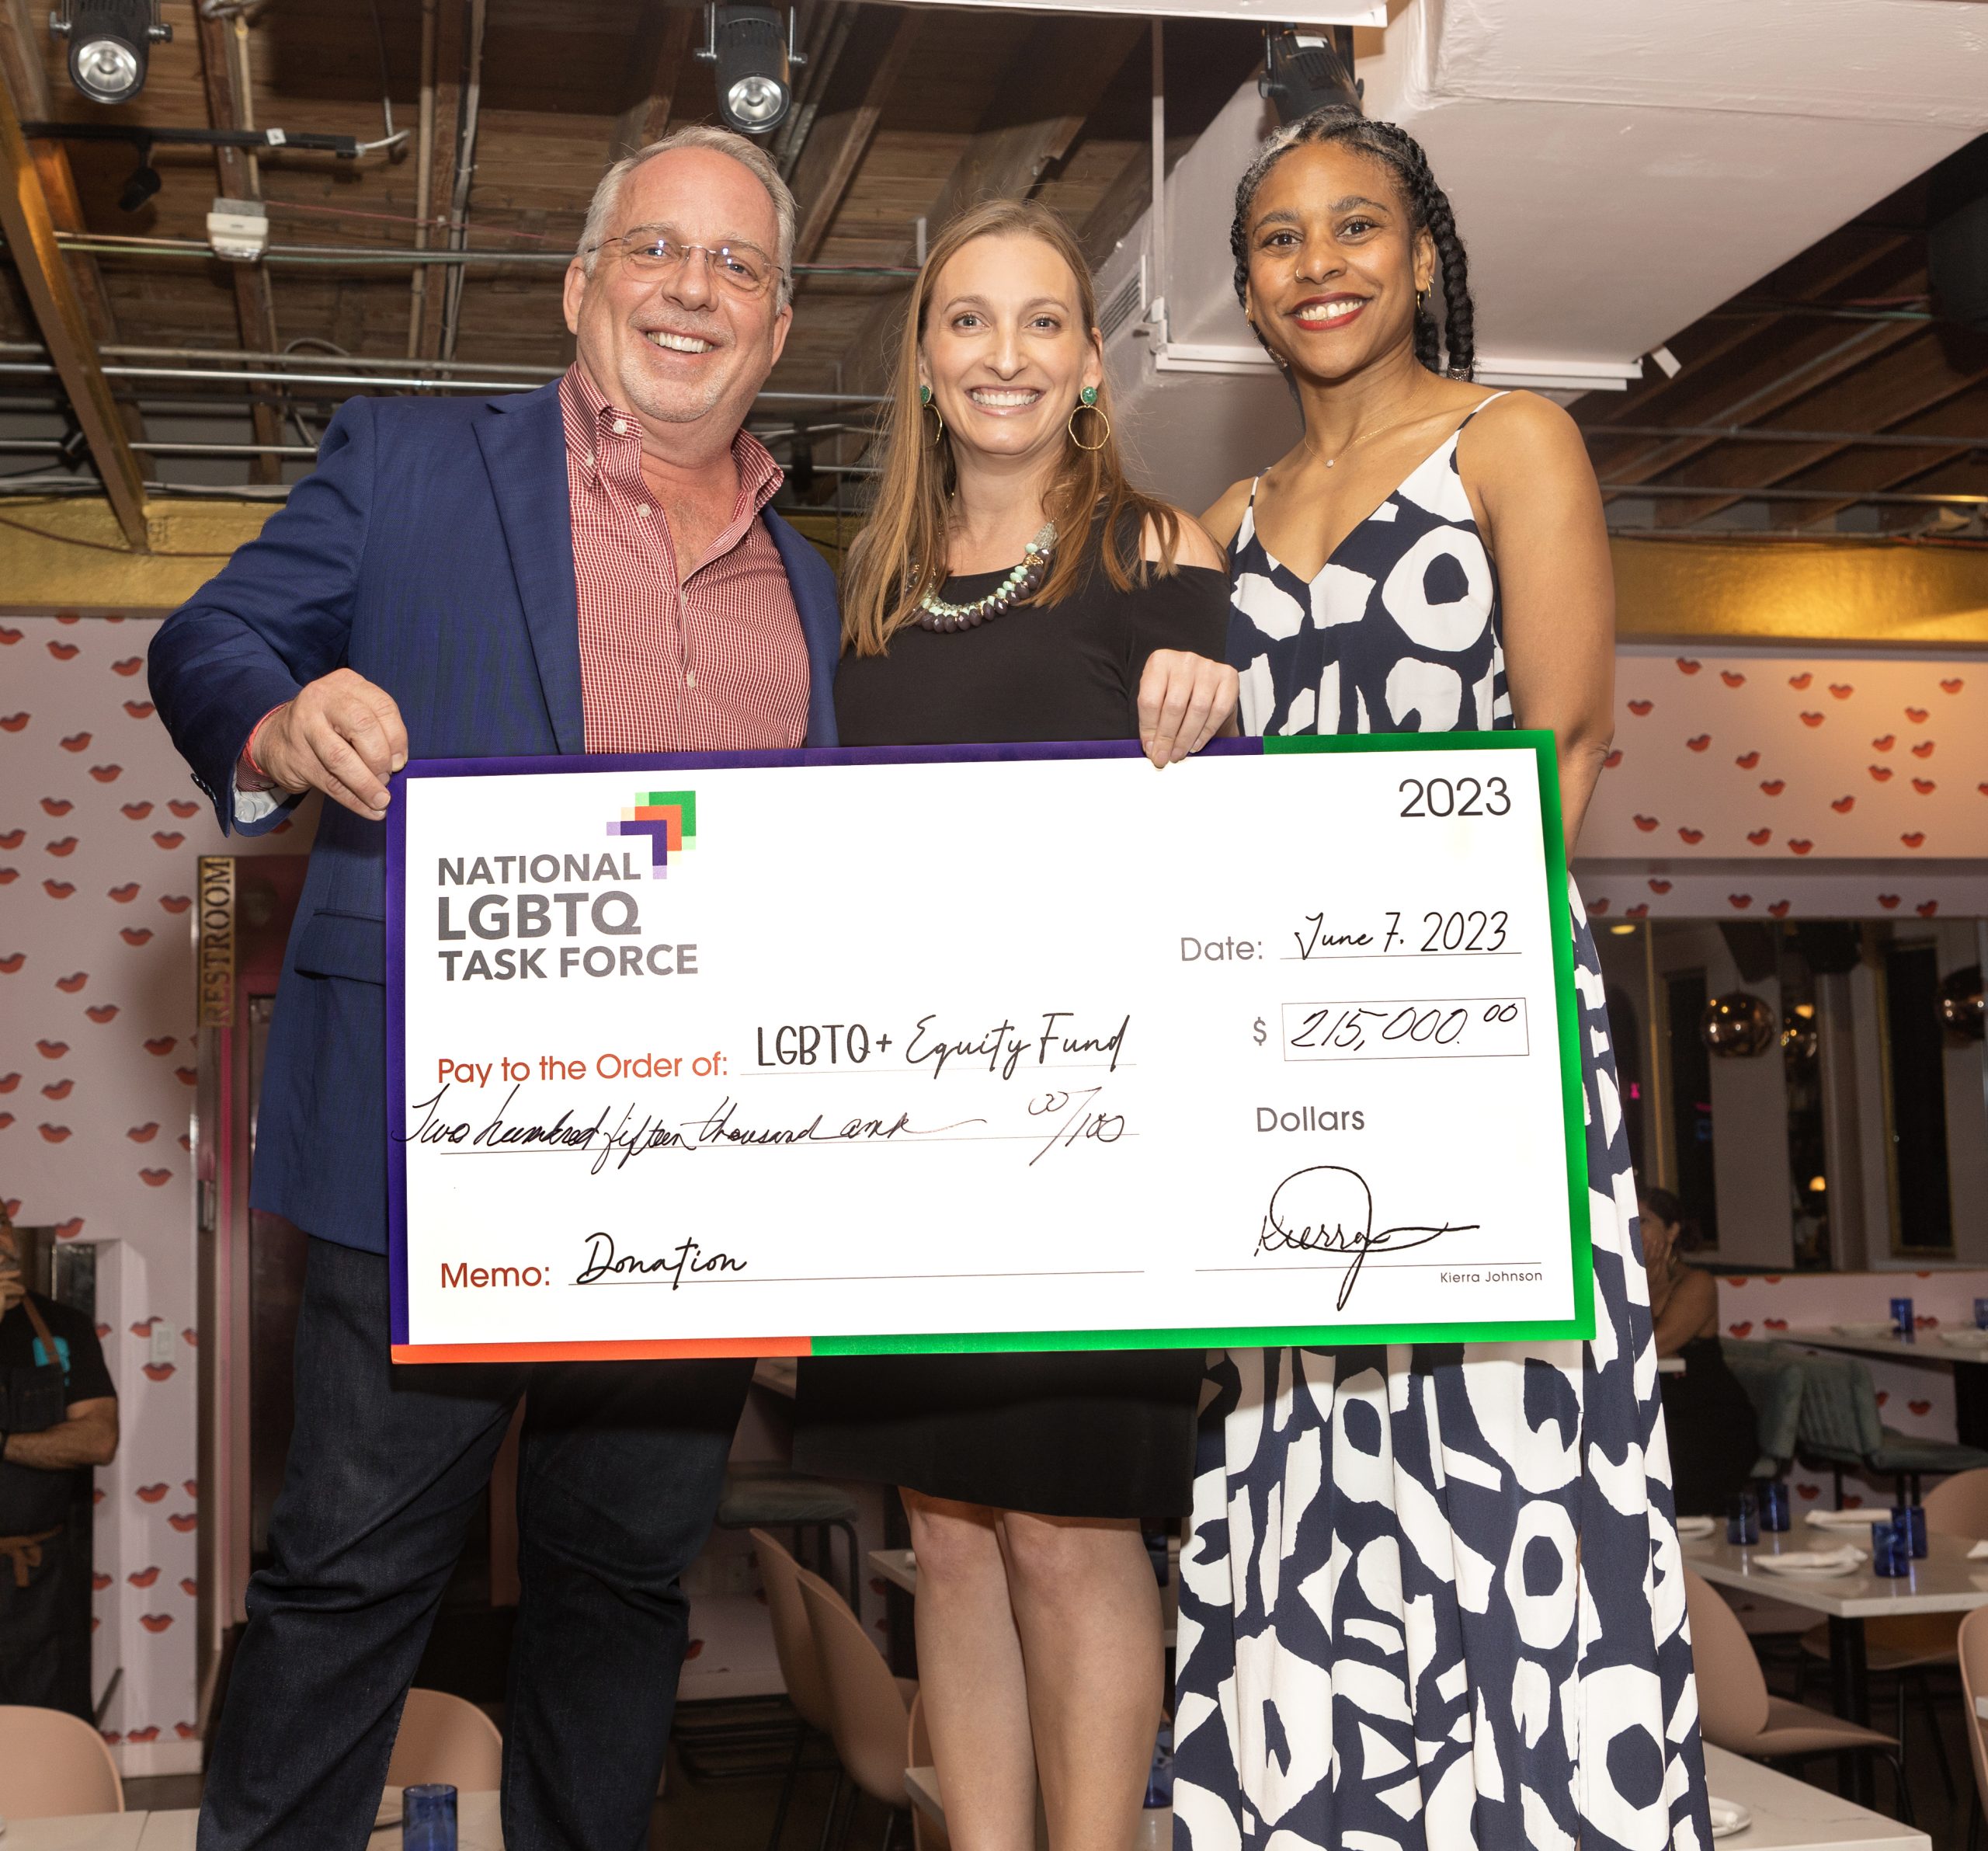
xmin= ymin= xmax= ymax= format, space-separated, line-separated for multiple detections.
xmin=1103 ymin=0 xmax=1988 ymax=514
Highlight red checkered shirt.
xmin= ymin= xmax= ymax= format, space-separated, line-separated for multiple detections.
xmin=561 ymin=362 xmax=809 ymax=754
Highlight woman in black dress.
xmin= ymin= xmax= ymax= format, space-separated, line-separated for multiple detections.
xmin=1642 ymin=1186 xmax=1761 ymax=1515
xmin=793 ymin=197 xmax=1236 ymax=1851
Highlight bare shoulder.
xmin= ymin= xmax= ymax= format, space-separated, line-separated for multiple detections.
xmin=1197 ymin=478 xmax=1255 ymax=550
xmin=1457 ymin=388 xmax=1594 ymax=484
xmin=1142 ymin=506 xmax=1227 ymax=572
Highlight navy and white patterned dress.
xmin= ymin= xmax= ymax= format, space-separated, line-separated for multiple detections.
xmin=1172 ymin=402 xmax=1712 ymax=1851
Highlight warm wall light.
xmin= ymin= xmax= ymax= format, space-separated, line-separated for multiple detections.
xmin=1608 ymin=922 xmax=1638 ymax=936
xmin=1809 ymin=1175 xmax=1828 ymax=1193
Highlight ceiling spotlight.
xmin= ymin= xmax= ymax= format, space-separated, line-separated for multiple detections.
xmin=50 ymin=0 xmax=171 ymax=107
xmin=1259 ymin=27 xmax=1361 ymax=126
xmin=697 ymin=4 xmax=805 ymax=137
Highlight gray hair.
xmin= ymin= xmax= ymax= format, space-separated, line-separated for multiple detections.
xmin=579 ymin=124 xmax=798 ymax=308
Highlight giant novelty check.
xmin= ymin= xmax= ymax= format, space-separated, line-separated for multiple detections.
xmin=385 ymin=736 xmax=1593 ymax=1361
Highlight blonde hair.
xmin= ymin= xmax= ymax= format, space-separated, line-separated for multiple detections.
xmin=842 ymin=199 xmax=1183 ymax=657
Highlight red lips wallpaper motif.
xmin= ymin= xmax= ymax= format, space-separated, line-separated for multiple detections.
xmin=123 ymin=700 xmax=155 ymax=718
xmin=109 ymin=881 xmax=140 ymax=900
xmin=1676 ymin=658 xmax=1701 ymax=675
xmin=89 ymin=764 xmax=122 ymax=782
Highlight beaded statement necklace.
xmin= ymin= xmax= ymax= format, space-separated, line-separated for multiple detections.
xmin=913 ymin=520 xmax=1058 ymax=633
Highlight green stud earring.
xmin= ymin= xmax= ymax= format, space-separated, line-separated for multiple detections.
xmin=919 ymin=384 xmax=932 ymax=407
xmin=1080 ymin=386 xmax=1098 ymax=407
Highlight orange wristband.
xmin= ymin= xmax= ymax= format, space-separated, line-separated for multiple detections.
xmin=242 ymin=705 xmax=288 ymax=785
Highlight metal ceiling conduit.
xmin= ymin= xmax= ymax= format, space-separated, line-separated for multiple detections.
xmin=0 ymin=352 xmax=888 ymax=406
xmin=1590 ymin=424 xmax=1988 ymax=450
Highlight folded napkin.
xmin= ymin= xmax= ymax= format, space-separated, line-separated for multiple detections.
xmin=1676 ymin=1515 xmax=1715 ymax=1540
xmin=1833 ymin=1321 xmax=1896 ymax=1338
xmin=1968 ymin=1540 xmax=1988 ymax=1560
xmin=1943 ymin=1330 xmax=1988 ymax=1349
xmin=1757 ymin=1546 xmax=1863 ymax=1574
xmin=1806 ymin=1508 xmax=1882 ymax=1530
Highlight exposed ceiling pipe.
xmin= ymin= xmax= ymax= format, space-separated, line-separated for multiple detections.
xmin=438 ymin=0 xmax=488 ymax=363
xmin=1589 ymin=425 xmax=1988 ymax=451
xmin=407 ymin=0 xmax=439 ymax=359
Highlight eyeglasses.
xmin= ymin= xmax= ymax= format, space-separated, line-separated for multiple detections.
xmin=587 ymin=228 xmax=784 ymax=299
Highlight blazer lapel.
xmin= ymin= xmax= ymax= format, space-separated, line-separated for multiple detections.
xmin=763 ymin=509 xmax=842 ymax=748
xmin=474 ymin=382 xmax=586 ymax=755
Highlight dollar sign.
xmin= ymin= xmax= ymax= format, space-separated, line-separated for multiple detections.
xmin=1253 ymin=1016 xmax=1267 ymax=1046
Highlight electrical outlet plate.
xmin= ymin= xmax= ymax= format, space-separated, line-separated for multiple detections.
xmin=149 ymin=1322 xmax=176 ymax=1366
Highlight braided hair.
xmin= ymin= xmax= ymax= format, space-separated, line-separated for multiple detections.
xmin=1230 ymin=107 xmax=1475 ymax=381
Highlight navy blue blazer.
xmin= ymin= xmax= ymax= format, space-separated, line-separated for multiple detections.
xmin=149 ymin=381 xmax=843 ymax=1251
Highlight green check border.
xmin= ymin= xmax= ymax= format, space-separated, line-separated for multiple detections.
xmin=812 ymin=732 xmax=1595 ymax=1355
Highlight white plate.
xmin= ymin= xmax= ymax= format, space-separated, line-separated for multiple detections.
xmin=1942 ymin=1329 xmax=1988 ymax=1350
xmin=1677 ymin=1515 xmax=1716 ymax=1539
xmin=1757 ymin=1549 xmax=1866 ymax=1578
xmin=1833 ymin=1321 xmax=1897 ymax=1338
xmin=1707 ymin=1796 xmax=1752 ymax=1839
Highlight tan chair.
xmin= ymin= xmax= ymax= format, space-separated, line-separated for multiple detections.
xmin=384 ymin=1687 xmax=505 ymax=1792
xmin=906 ymin=1689 xmax=951 ymax=1851
xmin=0 ymin=1703 xmax=124 ymax=1817
xmin=797 ymin=1562 xmax=917 ymax=1851
xmin=1685 ymin=1568 xmax=1912 ymax=1821
xmin=1956 ymin=1607 xmax=1988 ymax=1846
xmin=1927 ymin=1467 xmax=1988 ymax=1540
xmin=752 ymin=1526 xmax=842 ymax=1851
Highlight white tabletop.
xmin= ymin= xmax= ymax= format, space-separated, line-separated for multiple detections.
xmin=1771 ymin=1327 xmax=1988 ymax=1366
xmin=2 ymin=1794 xmax=503 ymax=1851
xmin=1684 ymin=1526 xmax=1988 ymax=1619
xmin=1703 ymin=1745 xmax=1928 ymax=1849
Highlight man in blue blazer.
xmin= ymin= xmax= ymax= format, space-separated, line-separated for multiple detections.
xmin=150 ymin=127 xmax=840 ymax=1850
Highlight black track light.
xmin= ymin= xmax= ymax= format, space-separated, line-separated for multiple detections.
xmin=1259 ymin=27 xmax=1361 ymax=126
xmin=50 ymin=0 xmax=171 ymax=107
xmin=697 ymin=4 xmax=805 ymax=137
xmin=118 ymin=148 xmax=161 ymax=213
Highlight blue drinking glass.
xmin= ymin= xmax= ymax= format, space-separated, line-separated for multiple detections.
xmin=1975 ymin=1298 xmax=1988 ymax=1331
xmin=1726 ymin=1491 xmax=1759 ymax=1547
xmin=1872 ymin=1521 xmax=1908 ymax=1578
xmin=1757 ymin=1480 xmax=1790 ymax=1532
xmin=1892 ymin=1505 xmax=1929 ymax=1560
xmin=403 ymin=1784 xmax=457 ymax=1851
xmin=1891 ymin=1296 xmax=1915 ymax=1339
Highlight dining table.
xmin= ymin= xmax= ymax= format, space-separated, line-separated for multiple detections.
xmin=0 ymin=1792 xmax=505 ymax=1850
xmin=1683 ymin=1518 xmax=1988 ymax=1801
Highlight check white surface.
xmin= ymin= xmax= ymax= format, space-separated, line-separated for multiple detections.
xmin=394 ymin=747 xmax=1585 ymax=1354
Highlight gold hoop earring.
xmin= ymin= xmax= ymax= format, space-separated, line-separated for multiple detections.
xmin=1068 ymin=396 xmax=1110 ymax=453
xmin=919 ymin=384 xmax=944 ymax=447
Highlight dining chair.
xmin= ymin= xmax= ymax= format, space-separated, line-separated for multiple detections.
xmin=1722 ymin=1338 xmax=1806 ymax=1477
xmin=1684 ymin=1567 xmax=1913 ymax=1821
xmin=797 ymin=1560 xmax=918 ymax=1851
xmin=753 ymin=1526 xmax=846 ymax=1851
xmin=384 ymin=1687 xmax=505 ymax=1792
xmin=1927 ymin=1465 xmax=1988 ymax=1538
xmin=1957 ymin=1606 xmax=1988 ymax=1851
xmin=0 ymin=1703 xmax=125 ymax=1818
xmin=1794 ymin=1348 xmax=1988 ymax=1507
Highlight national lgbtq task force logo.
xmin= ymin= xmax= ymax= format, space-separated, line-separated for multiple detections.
xmin=609 ymin=789 xmax=697 ymax=879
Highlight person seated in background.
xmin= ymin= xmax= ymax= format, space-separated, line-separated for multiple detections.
xmin=1641 ymin=1185 xmax=1761 ymax=1515
xmin=0 ymin=1209 xmax=118 ymax=1718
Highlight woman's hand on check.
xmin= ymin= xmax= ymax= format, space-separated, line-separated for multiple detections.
xmin=1138 ymin=650 xmax=1240 ymax=767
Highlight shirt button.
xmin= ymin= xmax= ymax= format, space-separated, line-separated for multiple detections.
xmin=638 ymin=504 xmax=652 ymax=517
xmin=686 ymin=670 xmax=697 ymax=691
xmin=613 ymin=419 xmax=627 ymax=436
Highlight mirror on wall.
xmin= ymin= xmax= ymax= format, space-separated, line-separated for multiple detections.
xmin=1594 ymin=918 xmax=1987 ymax=1272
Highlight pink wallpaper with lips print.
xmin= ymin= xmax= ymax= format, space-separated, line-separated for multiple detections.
xmin=1 ymin=612 xmax=305 ymax=1773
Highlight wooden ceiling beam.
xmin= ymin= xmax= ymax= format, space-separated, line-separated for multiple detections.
xmin=1649 ymin=329 xmax=1988 ymax=525
xmin=0 ymin=0 xmax=141 ymax=441
xmin=836 ymin=14 xmax=1146 ymax=392
xmin=611 ymin=1 xmax=697 ymax=163
xmin=788 ymin=9 xmax=921 ymax=266
xmin=0 ymin=75 xmax=146 ymax=546
xmin=193 ymin=6 xmax=284 ymax=485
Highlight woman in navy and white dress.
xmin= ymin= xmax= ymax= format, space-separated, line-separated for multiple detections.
xmin=1175 ymin=110 xmax=1712 ymax=1850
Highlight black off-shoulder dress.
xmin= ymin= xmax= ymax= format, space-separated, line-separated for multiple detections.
xmin=790 ymin=536 xmax=1230 ymax=1519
